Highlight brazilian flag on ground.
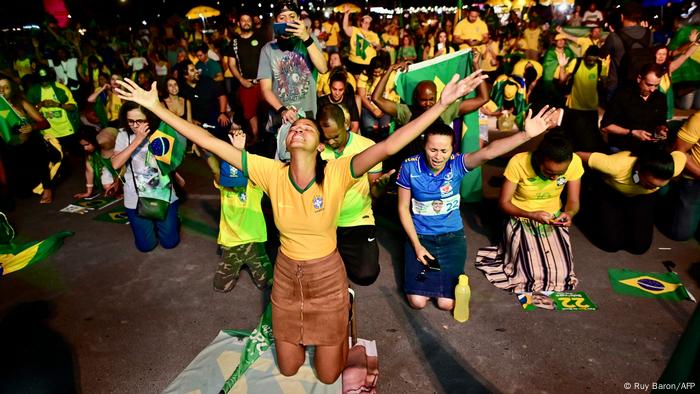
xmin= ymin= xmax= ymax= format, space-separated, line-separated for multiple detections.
xmin=148 ymin=121 xmax=186 ymax=175
xmin=608 ymin=269 xmax=693 ymax=301
xmin=0 ymin=231 xmax=73 ymax=277
xmin=0 ymin=95 xmax=23 ymax=145
xmin=394 ymin=49 xmax=483 ymax=202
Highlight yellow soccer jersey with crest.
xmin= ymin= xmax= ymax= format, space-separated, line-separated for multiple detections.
xmin=243 ymin=152 xmax=359 ymax=260
xmin=321 ymin=132 xmax=381 ymax=227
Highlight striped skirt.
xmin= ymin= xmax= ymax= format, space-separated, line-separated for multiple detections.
xmin=475 ymin=217 xmax=578 ymax=292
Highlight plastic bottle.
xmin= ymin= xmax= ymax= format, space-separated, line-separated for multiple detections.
xmin=454 ymin=274 xmax=471 ymax=322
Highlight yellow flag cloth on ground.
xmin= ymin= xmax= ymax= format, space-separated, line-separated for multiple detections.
xmin=0 ymin=231 xmax=73 ymax=276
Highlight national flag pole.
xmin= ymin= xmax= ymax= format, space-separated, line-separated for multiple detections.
xmin=454 ymin=0 xmax=463 ymax=27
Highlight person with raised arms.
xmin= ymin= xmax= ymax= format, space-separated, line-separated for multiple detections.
xmin=114 ymin=70 xmax=492 ymax=383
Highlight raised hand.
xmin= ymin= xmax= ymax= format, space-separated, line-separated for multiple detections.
xmin=134 ymin=120 xmax=150 ymax=141
xmin=524 ymin=105 xmax=559 ymax=138
xmin=228 ymin=127 xmax=246 ymax=150
xmin=439 ymin=70 xmax=488 ymax=106
xmin=690 ymin=29 xmax=699 ymax=44
xmin=556 ymin=51 xmax=569 ymax=67
xmin=114 ymin=78 xmax=160 ymax=110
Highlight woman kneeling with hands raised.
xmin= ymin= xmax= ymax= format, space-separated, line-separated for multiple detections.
xmin=114 ymin=71 xmax=490 ymax=383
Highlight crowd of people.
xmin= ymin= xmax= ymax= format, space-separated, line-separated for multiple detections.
xmin=1 ymin=0 xmax=699 ymax=384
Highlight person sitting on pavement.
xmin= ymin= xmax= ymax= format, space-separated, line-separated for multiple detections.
xmin=73 ymin=127 xmax=120 ymax=199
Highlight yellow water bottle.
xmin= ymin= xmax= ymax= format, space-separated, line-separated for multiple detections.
xmin=454 ymin=274 xmax=471 ymax=322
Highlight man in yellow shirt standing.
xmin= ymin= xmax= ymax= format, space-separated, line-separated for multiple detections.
xmin=322 ymin=17 xmax=341 ymax=54
xmin=523 ymin=21 xmax=542 ymax=60
xmin=343 ymin=7 xmax=381 ymax=79
xmin=453 ymin=6 xmax=489 ymax=51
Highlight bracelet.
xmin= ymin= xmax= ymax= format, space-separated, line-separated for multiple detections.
xmin=276 ymin=106 xmax=288 ymax=115
xmin=303 ymin=37 xmax=314 ymax=47
xmin=627 ymin=128 xmax=633 ymax=136
xmin=86 ymin=184 xmax=94 ymax=188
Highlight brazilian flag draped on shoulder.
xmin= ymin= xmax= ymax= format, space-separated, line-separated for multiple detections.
xmin=148 ymin=121 xmax=186 ymax=175
xmin=0 ymin=226 xmax=73 ymax=277
xmin=608 ymin=268 xmax=693 ymax=301
xmin=0 ymin=95 xmax=24 ymax=145
xmin=394 ymin=49 xmax=483 ymax=202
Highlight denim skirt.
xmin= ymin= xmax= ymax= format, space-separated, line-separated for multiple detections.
xmin=404 ymin=230 xmax=467 ymax=299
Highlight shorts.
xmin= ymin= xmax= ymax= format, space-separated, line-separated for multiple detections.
xmin=337 ymin=225 xmax=380 ymax=286
xmin=238 ymin=84 xmax=262 ymax=120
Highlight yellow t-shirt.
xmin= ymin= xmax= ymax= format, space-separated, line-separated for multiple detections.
xmin=565 ymin=59 xmax=605 ymax=111
xmin=676 ymin=112 xmax=700 ymax=178
xmin=322 ymin=21 xmax=340 ymax=47
xmin=381 ymin=33 xmax=399 ymax=47
xmin=523 ymin=28 xmax=541 ymax=52
xmin=357 ymin=71 xmax=400 ymax=103
xmin=320 ymin=133 xmax=381 ymax=227
xmin=243 ymin=152 xmax=359 ymax=260
xmin=105 ymin=92 xmax=122 ymax=122
xmin=575 ymin=37 xmax=601 ymax=57
xmin=512 ymin=59 xmax=543 ymax=80
xmin=454 ymin=18 xmax=488 ymax=50
xmin=348 ymin=27 xmax=380 ymax=65
xmin=316 ymin=71 xmax=357 ymax=96
xmin=39 ymin=84 xmax=76 ymax=138
xmin=479 ymin=41 xmax=500 ymax=72
xmin=216 ymin=182 xmax=267 ymax=247
xmin=589 ymin=151 xmax=687 ymax=197
xmin=504 ymin=152 xmax=584 ymax=214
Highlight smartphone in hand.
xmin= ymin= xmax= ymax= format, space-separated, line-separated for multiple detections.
xmin=425 ymin=256 xmax=441 ymax=271
xmin=273 ymin=22 xmax=289 ymax=36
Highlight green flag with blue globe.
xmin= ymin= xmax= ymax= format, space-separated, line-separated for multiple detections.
xmin=148 ymin=121 xmax=186 ymax=175
xmin=608 ymin=269 xmax=692 ymax=301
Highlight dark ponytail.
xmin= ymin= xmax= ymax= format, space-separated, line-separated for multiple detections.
xmin=315 ymin=150 xmax=327 ymax=187
xmin=635 ymin=142 xmax=675 ymax=181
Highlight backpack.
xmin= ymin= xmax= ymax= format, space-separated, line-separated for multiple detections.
xmin=617 ymin=29 xmax=653 ymax=83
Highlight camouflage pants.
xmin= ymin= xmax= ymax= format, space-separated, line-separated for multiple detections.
xmin=214 ymin=242 xmax=273 ymax=292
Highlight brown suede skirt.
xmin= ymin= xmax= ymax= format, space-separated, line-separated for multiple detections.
xmin=271 ymin=249 xmax=349 ymax=346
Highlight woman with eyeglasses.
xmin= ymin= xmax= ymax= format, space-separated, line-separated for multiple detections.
xmin=110 ymin=101 xmax=180 ymax=252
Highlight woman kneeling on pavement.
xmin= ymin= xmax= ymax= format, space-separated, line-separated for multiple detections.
xmin=115 ymin=69 xmax=488 ymax=382
xmin=475 ymin=133 xmax=583 ymax=292
xmin=398 ymin=106 xmax=560 ymax=311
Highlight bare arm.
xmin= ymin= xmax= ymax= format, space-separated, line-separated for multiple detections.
xmin=88 ymin=84 xmax=109 ymax=103
xmin=352 ymin=71 xmax=489 ymax=176
xmin=669 ymin=42 xmax=700 ymax=74
xmin=114 ymin=79 xmax=243 ymax=171
xmin=398 ymin=187 xmax=435 ymax=265
xmin=371 ymin=63 xmax=406 ymax=117
xmin=342 ymin=11 xmax=353 ymax=37
xmin=458 ymin=79 xmax=490 ymax=115
xmin=463 ymin=106 xmax=560 ymax=170
xmin=601 ymin=123 xmax=655 ymax=142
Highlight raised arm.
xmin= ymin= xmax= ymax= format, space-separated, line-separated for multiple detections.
xmin=342 ymin=9 xmax=353 ymax=38
xmin=463 ymin=106 xmax=560 ymax=170
xmin=88 ymin=84 xmax=109 ymax=103
xmin=352 ymin=70 xmax=489 ymax=176
xmin=372 ymin=62 xmax=407 ymax=117
xmin=115 ymin=79 xmax=242 ymax=171
xmin=669 ymin=32 xmax=700 ymax=74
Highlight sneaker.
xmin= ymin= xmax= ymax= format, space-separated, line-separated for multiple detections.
xmin=213 ymin=261 xmax=240 ymax=292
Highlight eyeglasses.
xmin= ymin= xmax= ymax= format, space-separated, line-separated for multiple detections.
xmin=127 ymin=119 xmax=148 ymax=126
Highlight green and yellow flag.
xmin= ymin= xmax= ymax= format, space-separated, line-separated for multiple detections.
xmin=394 ymin=49 xmax=483 ymax=202
xmin=608 ymin=269 xmax=692 ymax=301
xmin=148 ymin=121 xmax=186 ymax=175
xmin=0 ymin=231 xmax=73 ymax=277
xmin=0 ymin=95 xmax=23 ymax=144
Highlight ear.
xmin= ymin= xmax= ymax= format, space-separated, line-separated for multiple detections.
xmin=317 ymin=143 xmax=325 ymax=153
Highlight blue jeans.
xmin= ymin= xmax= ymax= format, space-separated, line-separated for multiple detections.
xmin=657 ymin=178 xmax=700 ymax=241
xmin=125 ymin=200 xmax=180 ymax=252
xmin=404 ymin=230 xmax=467 ymax=299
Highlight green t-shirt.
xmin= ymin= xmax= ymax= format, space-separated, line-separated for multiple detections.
xmin=216 ymin=182 xmax=267 ymax=247
xmin=395 ymin=100 xmax=461 ymax=127
xmin=320 ymin=132 xmax=381 ymax=227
